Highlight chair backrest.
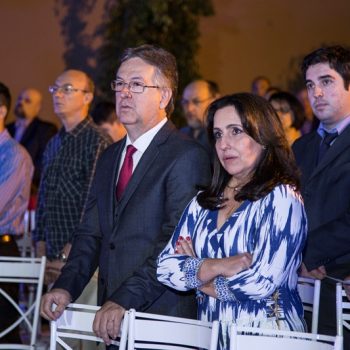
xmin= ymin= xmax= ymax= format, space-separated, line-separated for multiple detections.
xmin=127 ymin=309 xmax=219 ymax=350
xmin=230 ymin=324 xmax=343 ymax=350
xmin=297 ymin=276 xmax=321 ymax=333
xmin=50 ymin=303 xmax=129 ymax=350
xmin=336 ymin=282 xmax=350 ymax=337
xmin=17 ymin=210 xmax=36 ymax=258
xmin=0 ymin=255 xmax=46 ymax=350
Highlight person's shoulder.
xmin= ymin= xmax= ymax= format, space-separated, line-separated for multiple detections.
xmin=292 ymin=131 xmax=318 ymax=150
xmin=17 ymin=142 xmax=33 ymax=165
xmin=35 ymin=117 xmax=57 ymax=129
xmin=83 ymin=118 xmax=112 ymax=145
xmin=6 ymin=138 xmax=33 ymax=168
xmin=165 ymin=123 xmax=207 ymax=151
xmin=267 ymin=184 xmax=303 ymax=206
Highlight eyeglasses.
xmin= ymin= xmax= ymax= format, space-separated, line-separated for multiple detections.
xmin=111 ymin=80 xmax=160 ymax=94
xmin=48 ymin=84 xmax=90 ymax=95
xmin=181 ymin=97 xmax=212 ymax=108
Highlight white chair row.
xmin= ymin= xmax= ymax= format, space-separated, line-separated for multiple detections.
xmin=50 ymin=305 xmax=219 ymax=350
xmin=230 ymin=324 xmax=342 ymax=350
xmin=297 ymin=276 xmax=321 ymax=334
xmin=0 ymin=256 xmax=46 ymax=350
xmin=50 ymin=303 xmax=343 ymax=350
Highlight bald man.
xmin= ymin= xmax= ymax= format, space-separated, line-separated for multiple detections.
xmin=180 ymin=79 xmax=219 ymax=155
xmin=7 ymin=88 xmax=57 ymax=195
xmin=33 ymin=70 xmax=111 ymax=285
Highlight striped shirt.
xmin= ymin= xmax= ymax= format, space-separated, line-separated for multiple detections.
xmin=33 ymin=117 xmax=111 ymax=259
xmin=0 ymin=129 xmax=33 ymax=235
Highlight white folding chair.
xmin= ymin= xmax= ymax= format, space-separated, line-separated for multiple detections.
xmin=50 ymin=303 xmax=129 ymax=350
xmin=297 ymin=276 xmax=321 ymax=333
xmin=230 ymin=324 xmax=343 ymax=350
xmin=127 ymin=308 xmax=219 ymax=350
xmin=0 ymin=256 xmax=46 ymax=350
xmin=336 ymin=282 xmax=350 ymax=338
xmin=17 ymin=210 xmax=36 ymax=258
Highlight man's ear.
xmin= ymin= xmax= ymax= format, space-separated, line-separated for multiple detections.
xmin=83 ymin=92 xmax=94 ymax=105
xmin=159 ymin=88 xmax=172 ymax=110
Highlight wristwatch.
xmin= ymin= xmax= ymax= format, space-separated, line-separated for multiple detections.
xmin=57 ymin=251 xmax=68 ymax=263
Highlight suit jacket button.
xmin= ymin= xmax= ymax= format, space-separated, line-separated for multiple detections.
xmin=110 ymin=243 xmax=115 ymax=250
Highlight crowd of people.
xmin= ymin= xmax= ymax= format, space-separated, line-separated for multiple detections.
xmin=0 ymin=43 xmax=350 ymax=349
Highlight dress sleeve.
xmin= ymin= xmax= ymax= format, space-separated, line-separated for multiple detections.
xmin=157 ymin=196 xmax=202 ymax=291
xmin=221 ymin=185 xmax=307 ymax=301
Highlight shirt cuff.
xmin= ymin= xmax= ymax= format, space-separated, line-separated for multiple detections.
xmin=183 ymin=257 xmax=205 ymax=289
xmin=214 ymin=276 xmax=236 ymax=302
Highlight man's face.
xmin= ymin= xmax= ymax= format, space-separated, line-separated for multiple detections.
xmin=252 ymin=78 xmax=270 ymax=97
xmin=181 ymin=81 xmax=215 ymax=129
xmin=306 ymin=63 xmax=350 ymax=128
xmin=115 ymin=57 xmax=168 ymax=139
xmin=14 ymin=89 xmax=42 ymax=120
xmin=51 ymin=70 xmax=91 ymax=120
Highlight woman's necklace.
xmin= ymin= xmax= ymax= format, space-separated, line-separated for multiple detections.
xmin=225 ymin=200 xmax=240 ymax=219
xmin=226 ymin=183 xmax=239 ymax=192
xmin=224 ymin=181 xmax=244 ymax=219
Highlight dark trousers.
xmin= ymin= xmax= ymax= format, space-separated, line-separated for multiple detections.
xmin=0 ymin=237 xmax=21 ymax=344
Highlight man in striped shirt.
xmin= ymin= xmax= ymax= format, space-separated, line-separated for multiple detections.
xmin=0 ymin=82 xmax=34 ymax=343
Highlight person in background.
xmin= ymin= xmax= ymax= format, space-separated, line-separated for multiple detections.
xmin=251 ymin=76 xmax=271 ymax=97
xmin=269 ymin=91 xmax=306 ymax=145
xmin=0 ymin=82 xmax=34 ymax=344
xmin=91 ymin=100 xmax=126 ymax=142
xmin=296 ymin=87 xmax=319 ymax=134
xmin=180 ymin=79 xmax=220 ymax=155
xmin=158 ymin=93 xmax=307 ymax=349
xmin=264 ymin=86 xmax=281 ymax=100
xmin=7 ymin=88 xmax=57 ymax=207
xmin=33 ymin=70 xmax=111 ymax=285
xmin=293 ymin=45 xmax=350 ymax=348
xmin=39 ymin=45 xmax=211 ymax=348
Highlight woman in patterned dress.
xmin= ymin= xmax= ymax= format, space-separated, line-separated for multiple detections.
xmin=157 ymin=93 xmax=307 ymax=348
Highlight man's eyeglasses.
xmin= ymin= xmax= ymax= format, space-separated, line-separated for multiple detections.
xmin=48 ymin=84 xmax=90 ymax=95
xmin=181 ymin=97 xmax=212 ymax=108
xmin=111 ymin=80 xmax=160 ymax=94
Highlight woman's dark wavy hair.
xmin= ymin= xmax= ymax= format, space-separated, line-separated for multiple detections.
xmin=197 ymin=93 xmax=300 ymax=210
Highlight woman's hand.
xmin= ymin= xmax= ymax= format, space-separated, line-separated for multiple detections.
xmin=175 ymin=236 xmax=196 ymax=257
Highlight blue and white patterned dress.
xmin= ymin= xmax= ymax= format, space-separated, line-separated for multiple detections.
xmin=157 ymin=184 xmax=307 ymax=348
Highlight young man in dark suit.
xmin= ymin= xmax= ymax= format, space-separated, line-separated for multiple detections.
xmin=292 ymin=45 xmax=350 ymax=347
xmin=40 ymin=45 xmax=211 ymax=347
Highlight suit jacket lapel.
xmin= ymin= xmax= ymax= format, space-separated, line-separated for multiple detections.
xmin=110 ymin=139 xmax=126 ymax=227
xmin=115 ymin=121 xmax=174 ymax=215
xmin=308 ymin=125 xmax=350 ymax=181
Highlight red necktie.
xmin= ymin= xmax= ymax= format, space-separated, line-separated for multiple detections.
xmin=116 ymin=145 xmax=137 ymax=200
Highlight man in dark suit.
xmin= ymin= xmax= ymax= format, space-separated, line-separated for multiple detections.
xmin=292 ymin=45 xmax=350 ymax=346
xmin=7 ymin=88 xmax=57 ymax=198
xmin=40 ymin=45 xmax=211 ymax=347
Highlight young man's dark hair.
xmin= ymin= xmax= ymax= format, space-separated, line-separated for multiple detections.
xmin=302 ymin=45 xmax=350 ymax=89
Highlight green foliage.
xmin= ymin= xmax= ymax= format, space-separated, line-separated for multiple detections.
xmin=95 ymin=0 xmax=214 ymax=125
xmin=54 ymin=0 xmax=214 ymax=126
